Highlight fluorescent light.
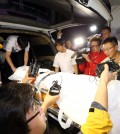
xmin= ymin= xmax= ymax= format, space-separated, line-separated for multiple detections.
xmin=74 ymin=37 xmax=84 ymax=47
xmin=90 ymin=25 xmax=97 ymax=32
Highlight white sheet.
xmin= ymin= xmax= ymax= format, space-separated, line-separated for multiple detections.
xmin=36 ymin=72 xmax=120 ymax=134
xmin=8 ymin=66 xmax=29 ymax=81
xmin=9 ymin=67 xmax=120 ymax=134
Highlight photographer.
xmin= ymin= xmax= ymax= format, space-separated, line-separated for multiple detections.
xmin=102 ymin=36 xmax=120 ymax=65
xmin=0 ymin=74 xmax=59 ymax=134
xmin=102 ymin=36 xmax=120 ymax=80
xmin=78 ymin=37 xmax=108 ymax=76
xmin=81 ymin=64 xmax=116 ymax=133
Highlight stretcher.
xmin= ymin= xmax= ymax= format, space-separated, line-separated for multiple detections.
xmin=9 ymin=67 xmax=120 ymax=134
xmin=35 ymin=72 xmax=120 ymax=134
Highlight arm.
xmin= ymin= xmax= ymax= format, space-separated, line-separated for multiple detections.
xmin=24 ymin=51 xmax=29 ymax=66
xmin=93 ymin=64 xmax=109 ymax=110
xmin=82 ymin=54 xmax=91 ymax=62
xmin=21 ymin=72 xmax=35 ymax=84
xmin=5 ymin=51 xmax=16 ymax=72
xmin=55 ymin=67 xmax=59 ymax=72
xmin=53 ymin=54 xmax=60 ymax=73
xmin=94 ymin=64 xmax=116 ymax=110
xmin=41 ymin=92 xmax=59 ymax=113
xmin=81 ymin=64 xmax=115 ymax=133
xmin=73 ymin=64 xmax=78 ymax=74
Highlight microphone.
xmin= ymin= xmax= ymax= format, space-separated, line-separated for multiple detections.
xmin=71 ymin=51 xmax=78 ymax=58
xmin=71 ymin=48 xmax=90 ymax=58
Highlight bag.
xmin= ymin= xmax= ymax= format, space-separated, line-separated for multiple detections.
xmin=0 ymin=51 xmax=5 ymax=64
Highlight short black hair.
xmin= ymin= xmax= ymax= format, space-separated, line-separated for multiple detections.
xmin=0 ymin=82 xmax=34 ymax=134
xmin=17 ymin=36 xmax=29 ymax=49
xmin=55 ymin=38 xmax=65 ymax=46
xmin=102 ymin=36 xmax=118 ymax=46
xmin=90 ymin=37 xmax=102 ymax=46
xmin=101 ymin=26 xmax=111 ymax=32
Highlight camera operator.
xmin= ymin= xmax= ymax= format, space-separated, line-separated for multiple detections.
xmin=0 ymin=69 xmax=59 ymax=134
xmin=81 ymin=64 xmax=116 ymax=134
xmin=102 ymin=36 xmax=120 ymax=80
xmin=102 ymin=37 xmax=120 ymax=64
xmin=78 ymin=37 xmax=108 ymax=76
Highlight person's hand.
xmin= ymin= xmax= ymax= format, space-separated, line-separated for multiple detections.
xmin=21 ymin=69 xmax=36 ymax=83
xmin=43 ymin=92 xmax=60 ymax=108
xmin=41 ymin=92 xmax=60 ymax=113
xmin=81 ymin=54 xmax=90 ymax=62
xmin=57 ymin=30 xmax=63 ymax=39
xmin=100 ymin=64 xmax=117 ymax=84
xmin=11 ymin=66 xmax=16 ymax=72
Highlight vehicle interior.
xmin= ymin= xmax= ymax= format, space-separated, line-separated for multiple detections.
xmin=0 ymin=0 xmax=112 ymax=64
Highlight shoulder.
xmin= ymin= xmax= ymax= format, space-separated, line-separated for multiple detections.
xmin=7 ymin=35 xmax=18 ymax=41
xmin=66 ymin=49 xmax=74 ymax=54
xmin=6 ymin=35 xmax=18 ymax=46
xmin=4 ymin=35 xmax=18 ymax=51
xmin=55 ymin=52 xmax=61 ymax=57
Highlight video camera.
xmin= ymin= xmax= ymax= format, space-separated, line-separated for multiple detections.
xmin=49 ymin=80 xmax=61 ymax=96
xmin=95 ymin=60 xmax=120 ymax=79
xmin=74 ymin=47 xmax=89 ymax=64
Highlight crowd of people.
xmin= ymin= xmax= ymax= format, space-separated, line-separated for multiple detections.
xmin=54 ymin=27 xmax=120 ymax=78
xmin=0 ymin=61 xmax=116 ymax=134
xmin=0 ymin=25 xmax=120 ymax=134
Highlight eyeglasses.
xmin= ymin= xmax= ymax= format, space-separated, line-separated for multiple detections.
xmin=103 ymin=46 xmax=115 ymax=52
xmin=26 ymin=111 xmax=40 ymax=123
xmin=26 ymin=105 xmax=47 ymax=123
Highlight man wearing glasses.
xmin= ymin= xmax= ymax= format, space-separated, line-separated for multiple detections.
xmin=102 ymin=37 xmax=120 ymax=64
xmin=102 ymin=36 xmax=120 ymax=80
xmin=0 ymin=64 xmax=118 ymax=134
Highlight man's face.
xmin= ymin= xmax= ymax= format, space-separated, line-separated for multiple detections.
xmin=90 ymin=41 xmax=100 ymax=52
xmin=101 ymin=29 xmax=111 ymax=40
xmin=102 ymin=42 xmax=118 ymax=59
xmin=56 ymin=44 xmax=63 ymax=52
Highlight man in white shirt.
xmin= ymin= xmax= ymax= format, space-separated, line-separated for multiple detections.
xmin=4 ymin=35 xmax=30 ymax=80
xmin=53 ymin=39 xmax=78 ymax=74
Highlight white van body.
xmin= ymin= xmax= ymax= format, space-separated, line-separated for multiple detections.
xmin=111 ymin=1 xmax=120 ymax=40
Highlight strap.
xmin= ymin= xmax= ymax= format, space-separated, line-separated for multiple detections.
xmin=37 ymin=71 xmax=56 ymax=88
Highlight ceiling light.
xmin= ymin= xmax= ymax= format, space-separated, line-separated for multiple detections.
xmin=90 ymin=25 xmax=97 ymax=32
